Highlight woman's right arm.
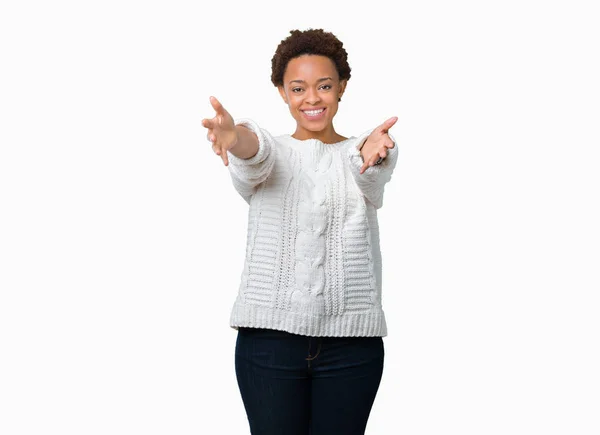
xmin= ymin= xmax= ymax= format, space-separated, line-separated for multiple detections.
xmin=230 ymin=123 xmax=260 ymax=160
xmin=226 ymin=118 xmax=277 ymax=203
xmin=202 ymin=96 xmax=276 ymax=203
xmin=202 ymin=96 xmax=259 ymax=165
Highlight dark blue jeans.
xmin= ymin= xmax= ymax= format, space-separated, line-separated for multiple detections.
xmin=235 ymin=327 xmax=385 ymax=435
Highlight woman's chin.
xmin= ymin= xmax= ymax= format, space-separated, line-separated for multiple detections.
xmin=299 ymin=121 xmax=328 ymax=132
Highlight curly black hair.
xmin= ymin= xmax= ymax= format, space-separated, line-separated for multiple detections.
xmin=270 ymin=28 xmax=351 ymax=88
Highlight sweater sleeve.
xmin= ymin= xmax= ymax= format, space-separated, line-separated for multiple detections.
xmin=346 ymin=128 xmax=399 ymax=209
xmin=226 ymin=118 xmax=276 ymax=204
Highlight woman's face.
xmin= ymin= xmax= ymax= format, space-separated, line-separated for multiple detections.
xmin=278 ymin=54 xmax=346 ymax=137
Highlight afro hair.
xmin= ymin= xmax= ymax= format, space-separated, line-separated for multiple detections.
xmin=271 ymin=28 xmax=351 ymax=87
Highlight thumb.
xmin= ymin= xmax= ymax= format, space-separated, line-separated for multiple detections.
xmin=378 ymin=116 xmax=398 ymax=133
xmin=209 ymin=96 xmax=227 ymax=116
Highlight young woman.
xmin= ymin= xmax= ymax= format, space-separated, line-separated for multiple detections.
xmin=202 ymin=28 xmax=398 ymax=435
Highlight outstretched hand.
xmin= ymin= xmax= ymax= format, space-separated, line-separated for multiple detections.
xmin=202 ymin=96 xmax=238 ymax=166
xmin=359 ymin=116 xmax=398 ymax=174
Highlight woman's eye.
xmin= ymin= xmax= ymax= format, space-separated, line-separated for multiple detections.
xmin=291 ymin=85 xmax=330 ymax=92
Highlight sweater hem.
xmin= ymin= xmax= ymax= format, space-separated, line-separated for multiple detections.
xmin=229 ymin=301 xmax=388 ymax=337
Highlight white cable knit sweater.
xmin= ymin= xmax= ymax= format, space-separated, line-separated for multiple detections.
xmin=226 ymin=118 xmax=398 ymax=337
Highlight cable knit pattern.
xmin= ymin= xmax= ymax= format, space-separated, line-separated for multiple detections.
xmin=226 ymin=118 xmax=398 ymax=337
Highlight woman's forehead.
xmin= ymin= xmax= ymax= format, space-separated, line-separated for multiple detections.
xmin=284 ymin=55 xmax=339 ymax=82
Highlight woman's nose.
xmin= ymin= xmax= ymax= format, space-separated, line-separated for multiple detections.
xmin=305 ymin=88 xmax=321 ymax=104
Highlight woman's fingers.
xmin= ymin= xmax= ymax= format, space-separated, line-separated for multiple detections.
xmin=360 ymin=160 xmax=369 ymax=174
xmin=378 ymin=116 xmax=398 ymax=133
xmin=206 ymin=128 xmax=230 ymax=166
xmin=209 ymin=96 xmax=227 ymax=116
xmin=204 ymin=96 xmax=236 ymax=167
xmin=206 ymin=128 xmax=215 ymax=143
xmin=359 ymin=148 xmax=388 ymax=174
xmin=202 ymin=118 xmax=215 ymax=129
xmin=210 ymin=138 xmax=229 ymax=166
xmin=221 ymin=148 xmax=229 ymax=166
xmin=211 ymin=141 xmax=229 ymax=166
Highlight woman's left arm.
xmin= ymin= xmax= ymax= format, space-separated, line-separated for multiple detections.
xmin=347 ymin=117 xmax=399 ymax=209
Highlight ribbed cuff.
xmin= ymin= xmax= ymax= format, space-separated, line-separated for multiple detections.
xmin=227 ymin=118 xmax=271 ymax=166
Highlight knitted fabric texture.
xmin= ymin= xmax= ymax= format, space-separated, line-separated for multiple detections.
xmin=227 ymin=118 xmax=398 ymax=337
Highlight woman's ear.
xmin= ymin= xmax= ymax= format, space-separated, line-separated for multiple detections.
xmin=338 ymin=79 xmax=347 ymax=101
xmin=277 ymin=86 xmax=288 ymax=105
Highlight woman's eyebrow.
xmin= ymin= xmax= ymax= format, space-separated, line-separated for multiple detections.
xmin=288 ymin=77 xmax=333 ymax=84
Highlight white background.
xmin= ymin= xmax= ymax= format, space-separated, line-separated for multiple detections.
xmin=1 ymin=0 xmax=599 ymax=434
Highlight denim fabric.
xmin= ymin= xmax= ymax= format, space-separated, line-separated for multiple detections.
xmin=235 ymin=327 xmax=385 ymax=435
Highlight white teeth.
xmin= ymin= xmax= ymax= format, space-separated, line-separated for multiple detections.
xmin=303 ymin=109 xmax=324 ymax=116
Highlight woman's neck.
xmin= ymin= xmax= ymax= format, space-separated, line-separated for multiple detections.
xmin=291 ymin=126 xmax=347 ymax=144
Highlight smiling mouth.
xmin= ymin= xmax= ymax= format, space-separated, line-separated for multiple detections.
xmin=301 ymin=108 xmax=326 ymax=119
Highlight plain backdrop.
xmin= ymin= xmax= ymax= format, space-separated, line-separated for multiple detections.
xmin=1 ymin=0 xmax=599 ymax=434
